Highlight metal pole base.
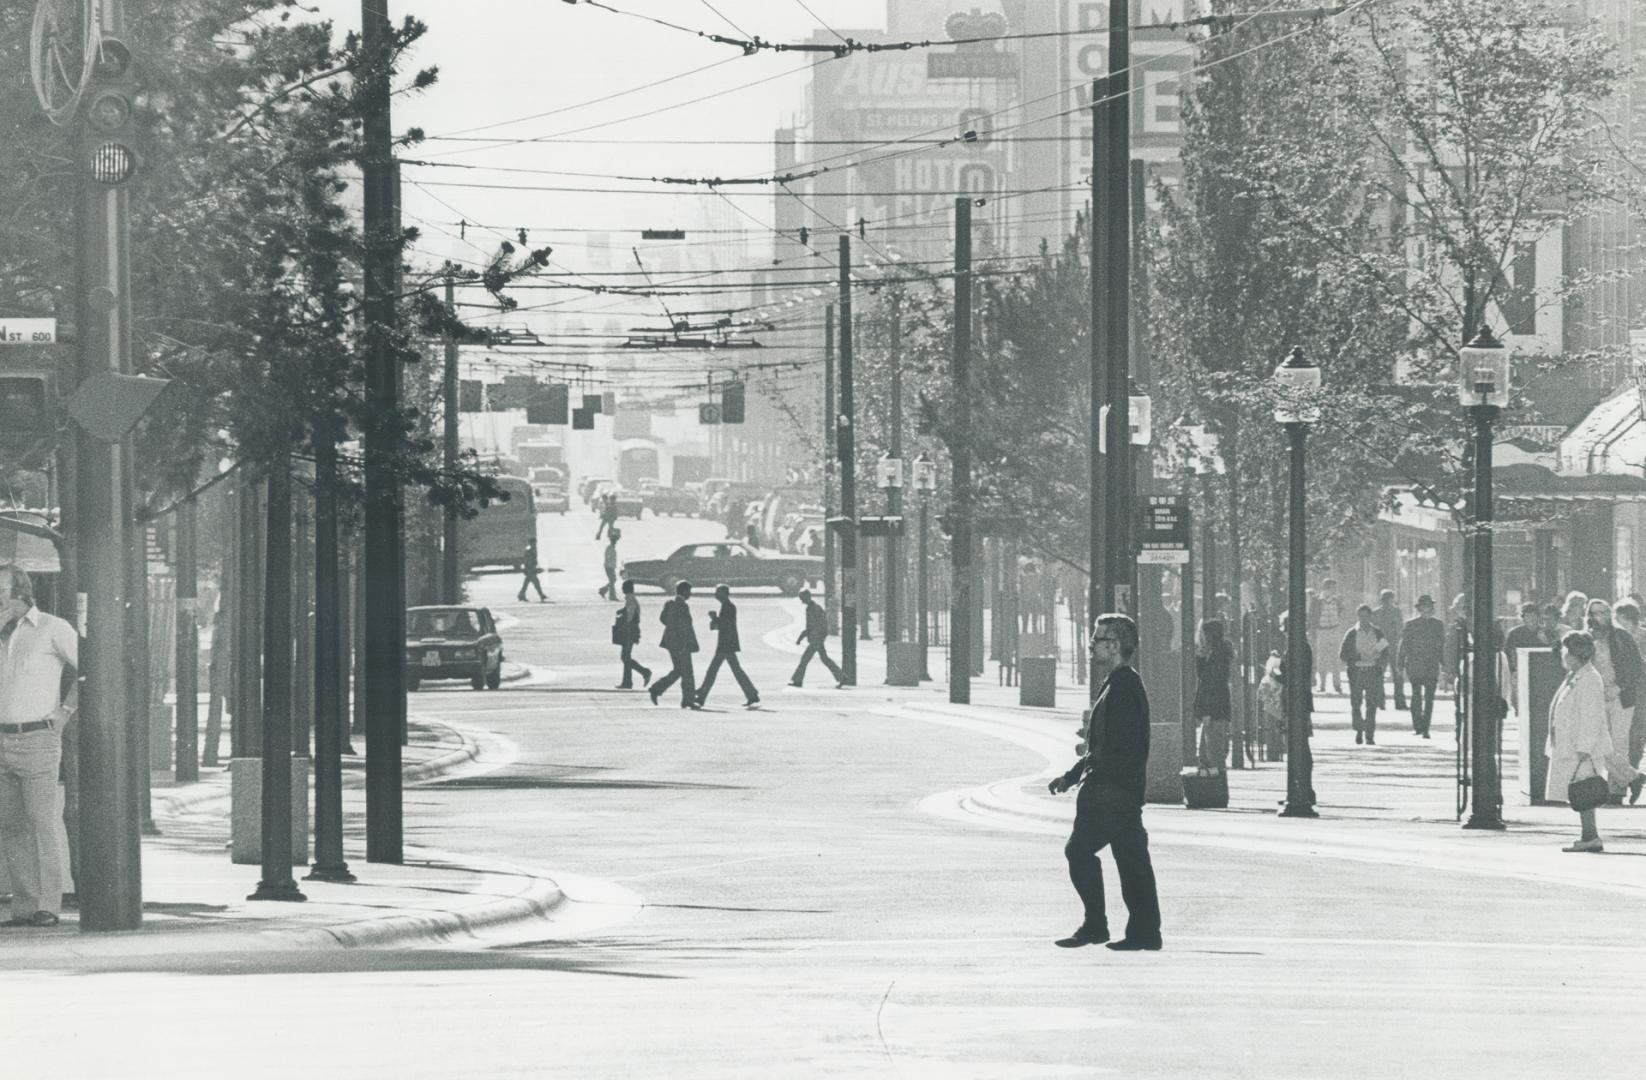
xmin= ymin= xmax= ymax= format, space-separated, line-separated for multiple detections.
xmin=1277 ymin=801 xmax=1318 ymax=819
xmin=1462 ymin=813 xmax=1506 ymax=831
xmin=248 ymin=880 xmax=308 ymax=902
xmin=305 ymin=863 xmax=358 ymax=884
xmin=140 ymin=820 xmax=161 ymax=837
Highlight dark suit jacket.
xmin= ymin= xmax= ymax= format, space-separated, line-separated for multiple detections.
xmin=1056 ymin=665 xmax=1150 ymax=804
xmin=801 ymin=602 xmax=829 ymax=644
xmin=1398 ymin=615 xmax=1446 ymax=681
xmin=1597 ymin=624 xmax=1644 ymax=709
xmin=709 ymin=599 xmax=740 ymax=653
xmin=659 ymin=597 xmax=698 ymax=653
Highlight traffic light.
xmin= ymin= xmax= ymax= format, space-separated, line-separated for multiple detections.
xmin=698 ymin=402 xmax=722 ymax=425
xmin=0 ymin=374 xmax=50 ymax=434
xmin=459 ymin=379 xmax=484 ymax=412
xmin=526 ymin=383 xmax=568 ymax=425
xmin=79 ymin=39 xmax=139 ymax=187
xmin=582 ymin=393 xmax=603 ymax=414
xmin=720 ymin=381 xmax=745 ymax=424
xmin=571 ymin=407 xmax=594 ymax=430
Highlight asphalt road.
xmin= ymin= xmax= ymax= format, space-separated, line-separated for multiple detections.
xmin=6 ymin=506 xmax=1642 ymax=1079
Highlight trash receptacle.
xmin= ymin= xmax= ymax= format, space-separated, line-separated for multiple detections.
xmin=886 ymin=643 xmax=925 ymax=687
xmin=1020 ymin=657 xmax=1057 ymax=707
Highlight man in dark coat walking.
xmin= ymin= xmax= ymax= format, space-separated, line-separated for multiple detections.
xmin=1398 ymin=594 xmax=1445 ymax=737
xmin=517 ymin=539 xmax=546 ymax=602
xmin=696 ymin=584 xmax=760 ymax=708
xmin=649 ymin=580 xmax=700 ymax=709
xmin=790 ymin=588 xmax=844 ymax=687
xmin=1048 ymin=613 xmax=1162 ymax=951
xmin=1372 ymin=588 xmax=1406 ymax=710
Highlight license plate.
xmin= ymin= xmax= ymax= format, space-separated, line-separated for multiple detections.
xmin=421 ymin=652 xmax=440 ymax=667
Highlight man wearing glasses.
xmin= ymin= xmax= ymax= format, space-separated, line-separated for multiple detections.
xmin=1047 ymin=613 xmax=1163 ymax=951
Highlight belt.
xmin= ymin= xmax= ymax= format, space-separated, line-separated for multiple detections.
xmin=0 ymin=720 xmax=50 ymax=735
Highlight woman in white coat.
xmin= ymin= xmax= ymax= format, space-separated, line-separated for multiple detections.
xmin=1547 ymin=631 xmax=1632 ymax=852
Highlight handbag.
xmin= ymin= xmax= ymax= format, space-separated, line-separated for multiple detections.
xmin=1568 ymin=762 xmax=1610 ymax=811
xmin=611 ymin=612 xmax=627 ymax=646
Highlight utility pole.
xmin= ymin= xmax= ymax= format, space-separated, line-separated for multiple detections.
xmin=361 ymin=0 xmax=404 ymax=862
xmin=250 ymin=447 xmax=304 ymax=902
xmin=174 ymin=495 xmax=199 ymax=783
xmin=442 ymin=273 xmax=460 ymax=604
xmin=838 ymin=236 xmax=857 ymax=686
xmin=885 ymin=292 xmax=902 ymax=645
xmin=1093 ymin=0 xmax=1134 ymax=632
xmin=73 ymin=0 xmax=141 ymax=930
xmin=308 ymin=425 xmax=354 ymax=882
xmin=824 ymin=304 xmax=837 ymax=635
xmin=950 ymin=198 xmax=973 ymax=706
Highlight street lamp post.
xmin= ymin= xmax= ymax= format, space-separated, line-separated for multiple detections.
xmin=1276 ymin=347 xmax=1320 ymax=819
xmin=878 ymin=452 xmax=904 ymax=650
xmin=912 ymin=453 xmax=936 ymax=681
xmin=1461 ymin=326 xmax=1509 ymax=831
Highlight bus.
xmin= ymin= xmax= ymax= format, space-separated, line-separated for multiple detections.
xmin=457 ymin=476 xmax=536 ymax=572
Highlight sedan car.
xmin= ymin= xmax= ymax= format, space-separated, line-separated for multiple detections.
xmin=622 ymin=541 xmax=823 ymax=595
xmin=610 ymin=489 xmax=646 ymax=518
xmin=404 ymin=606 xmax=505 ymax=692
xmin=642 ymin=486 xmax=699 ymax=517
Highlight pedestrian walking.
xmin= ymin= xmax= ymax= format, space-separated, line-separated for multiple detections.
xmin=1582 ymin=599 xmax=1642 ymax=801
xmin=595 ymin=492 xmax=619 ymax=540
xmin=598 ymin=528 xmax=622 ymax=600
xmin=1441 ymin=593 xmax=1469 ymax=694
xmin=789 ymin=588 xmax=844 ymax=688
xmin=613 ymin=580 xmax=651 ymax=690
xmin=1547 ymin=631 xmax=1638 ymax=852
xmin=1193 ymin=619 xmax=1233 ymax=771
xmin=1311 ymin=579 xmax=1344 ymax=694
xmin=1613 ymin=600 xmax=1646 ymax=790
xmin=516 ymin=539 xmax=547 ymax=602
xmin=1340 ymin=605 xmax=1389 ymax=745
xmin=1048 ymin=614 xmax=1162 ymax=952
xmin=696 ymin=584 xmax=760 ymax=709
xmin=0 ymin=566 xmax=77 ymax=928
xmin=1398 ymin=594 xmax=1445 ymax=737
xmin=649 ymin=580 xmax=700 ymax=709
xmin=1371 ymin=588 xmax=1406 ymax=711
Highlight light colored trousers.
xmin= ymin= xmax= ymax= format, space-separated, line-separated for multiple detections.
xmin=1605 ymin=700 xmax=1639 ymax=788
xmin=0 ymin=728 xmax=65 ymax=917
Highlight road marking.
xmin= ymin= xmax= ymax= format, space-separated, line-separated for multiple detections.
xmin=612 ymin=851 xmax=823 ymax=883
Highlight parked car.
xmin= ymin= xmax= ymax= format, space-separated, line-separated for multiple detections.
xmin=642 ymin=486 xmax=699 ymax=517
xmin=621 ymin=541 xmax=823 ymax=595
xmin=579 ymin=476 xmax=614 ymax=505
xmin=404 ymin=605 xmax=505 ymax=691
xmin=611 ymin=489 xmax=646 ymax=518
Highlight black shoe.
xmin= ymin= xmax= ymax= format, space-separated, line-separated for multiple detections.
xmin=1421 ymin=731 xmax=1430 ymax=739
xmin=1366 ymin=736 xmax=1375 ymax=745
xmin=745 ymin=697 xmax=760 ymax=708
xmin=685 ymin=702 xmax=702 ymax=710
xmin=789 ymin=680 xmax=803 ymax=688
xmin=3 ymin=911 xmax=58 ymax=928
xmin=642 ymin=670 xmax=653 ymax=687
xmin=1054 ymin=925 xmax=1108 ymax=948
xmin=1105 ymin=937 xmax=1161 ymax=952
xmin=648 ymin=688 xmax=661 ymax=706
xmin=1355 ymin=732 xmax=1363 ymax=745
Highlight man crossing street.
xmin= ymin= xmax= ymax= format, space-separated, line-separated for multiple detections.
xmin=790 ymin=589 xmax=844 ymax=688
xmin=650 ymin=580 xmax=701 ymax=709
xmin=696 ymin=584 xmax=760 ymax=709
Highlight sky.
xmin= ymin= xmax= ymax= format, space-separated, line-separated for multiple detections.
xmin=303 ymin=0 xmax=892 ymax=337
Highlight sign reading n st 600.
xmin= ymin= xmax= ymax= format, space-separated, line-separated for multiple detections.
xmin=0 ymin=319 xmax=56 ymax=344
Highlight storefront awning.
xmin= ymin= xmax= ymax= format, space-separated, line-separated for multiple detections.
xmin=1558 ymin=387 xmax=1645 ymax=477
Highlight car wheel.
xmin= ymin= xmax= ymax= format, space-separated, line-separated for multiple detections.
xmin=779 ymin=573 xmax=804 ymax=596
xmin=471 ymin=671 xmax=485 ymax=691
xmin=486 ymin=662 xmax=502 ymax=690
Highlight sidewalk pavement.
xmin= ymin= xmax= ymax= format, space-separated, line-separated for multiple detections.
xmin=0 ymin=706 xmax=562 ymax=962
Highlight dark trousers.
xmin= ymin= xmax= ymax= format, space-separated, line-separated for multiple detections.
xmin=1064 ymin=784 xmax=1161 ymax=943
xmin=1409 ymin=677 xmax=1436 ymax=734
xmin=791 ymin=640 xmax=843 ymax=685
xmin=698 ymin=649 xmax=758 ymax=705
xmin=1387 ymin=654 xmax=1406 ymax=709
xmin=1348 ymin=667 xmax=1379 ymax=737
xmin=618 ymin=642 xmax=651 ymax=688
xmin=651 ymin=648 xmax=697 ymax=705
xmin=517 ymin=570 xmax=545 ymax=601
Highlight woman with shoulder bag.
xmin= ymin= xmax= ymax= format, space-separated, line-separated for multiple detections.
xmin=1548 ymin=631 xmax=1627 ymax=852
xmin=614 ymin=579 xmax=652 ymax=689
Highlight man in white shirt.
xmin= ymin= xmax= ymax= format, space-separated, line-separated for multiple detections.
xmin=0 ymin=566 xmax=78 ymax=928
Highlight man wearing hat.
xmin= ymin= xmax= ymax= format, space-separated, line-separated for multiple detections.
xmin=790 ymin=589 xmax=844 ymax=688
xmin=1398 ymin=594 xmax=1446 ymax=738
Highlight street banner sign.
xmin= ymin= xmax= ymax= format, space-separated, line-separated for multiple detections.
xmin=1138 ymin=494 xmax=1191 ymax=565
xmin=0 ymin=318 xmax=56 ymax=344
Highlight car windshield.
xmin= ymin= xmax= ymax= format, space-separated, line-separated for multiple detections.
xmin=409 ymin=610 xmax=476 ymax=637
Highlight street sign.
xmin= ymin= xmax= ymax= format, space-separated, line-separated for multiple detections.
xmin=857 ymin=515 xmax=905 ymax=538
xmin=0 ymin=319 xmax=56 ymax=345
xmin=1138 ymin=494 xmax=1191 ymax=565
